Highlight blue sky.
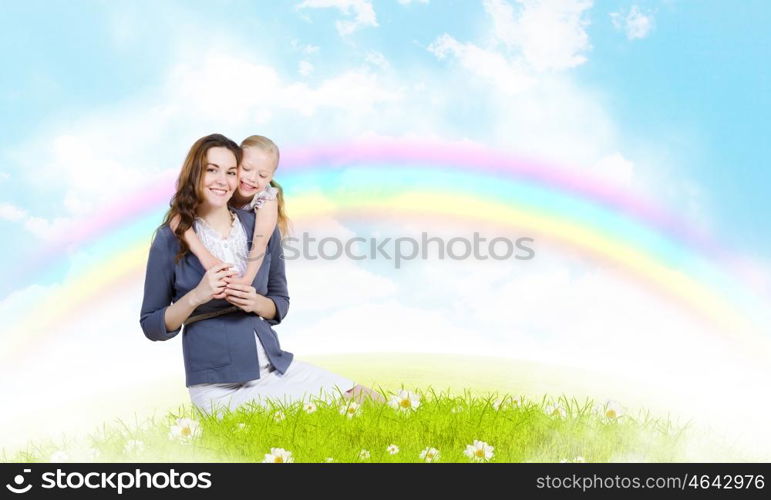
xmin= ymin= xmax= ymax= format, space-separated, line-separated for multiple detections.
xmin=1 ymin=0 xmax=769 ymax=258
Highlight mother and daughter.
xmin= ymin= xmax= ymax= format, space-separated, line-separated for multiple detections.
xmin=140 ymin=133 xmax=384 ymax=417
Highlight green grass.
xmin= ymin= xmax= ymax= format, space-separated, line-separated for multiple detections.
xmin=0 ymin=386 xmax=747 ymax=463
xmin=1 ymin=354 xmax=761 ymax=462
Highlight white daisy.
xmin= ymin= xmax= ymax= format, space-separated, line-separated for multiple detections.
xmin=237 ymin=422 xmax=246 ymax=430
xmin=168 ymin=417 xmax=201 ymax=444
xmin=273 ymin=411 xmax=286 ymax=422
xmin=386 ymin=444 xmax=400 ymax=455
xmin=359 ymin=449 xmax=371 ymax=460
xmin=419 ymin=447 xmax=441 ymax=463
xmin=324 ymin=457 xmax=335 ymax=463
xmin=262 ymin=448 xmax=294 ymax=463
xmin=600 ymin=400 xmax=624 ymax=420
xmin=304 ymin=402 xmax=318 ymax=414
xmin=123 ymin=440 xmax=145 ymax=455
xmin=389 ymin=390 xmax=421 ymax=412
xmin=464 ymin=440 xmax=494 ymax=462
xmin=339 ymin=401 xmax=361 ymax=418
xmin=450 ymin=405 xmax=464 ymax=414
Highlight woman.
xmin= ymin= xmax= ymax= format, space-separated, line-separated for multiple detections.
xmin=139 ymin=133 xmax=383 ymax=417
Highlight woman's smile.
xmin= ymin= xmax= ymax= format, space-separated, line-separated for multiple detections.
xmin=209 ymin=185 xmax=231 ymax=197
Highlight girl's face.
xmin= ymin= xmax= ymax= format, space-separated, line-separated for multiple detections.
xmin=200 ymin=146 xmax=238 ymax=208
xmin=238 ymin=146 xmax=277 ymax=198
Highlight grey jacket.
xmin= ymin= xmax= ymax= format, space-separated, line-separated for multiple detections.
xmin=139 ymin=208 xmax=293 ymax=386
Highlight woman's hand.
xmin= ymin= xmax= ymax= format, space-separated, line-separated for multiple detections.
xmin=201 ymin=254 xmax=226 ymax=272
xmin=224 ymin=282 xmax=264 ymax=315
xmin=191 ymin=263 xmax=237 ymax=306
xmin=203 ymin=257 xmax=231 ymax=299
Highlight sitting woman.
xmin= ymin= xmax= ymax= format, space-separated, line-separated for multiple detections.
xmin=139 ymin=133 xmax=383 ymax=417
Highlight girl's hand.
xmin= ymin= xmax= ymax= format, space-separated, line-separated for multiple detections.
xmin=191 ymin=263 xmax=236 ymax=305
xmin=224 ymin=282 xmax=261 ymax=314
xmin=215 ymin=268 xmax=250 ymax=299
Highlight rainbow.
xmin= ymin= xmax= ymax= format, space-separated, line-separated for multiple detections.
xmin=2 ymin=137 xmax=769 ymax=363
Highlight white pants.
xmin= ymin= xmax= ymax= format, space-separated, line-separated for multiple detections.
xmin=188 ymin=332 xmax=356 ymax=416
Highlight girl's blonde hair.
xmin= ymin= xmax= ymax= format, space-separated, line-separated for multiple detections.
xmin=240 ymin=135 xmax=291 ymax=237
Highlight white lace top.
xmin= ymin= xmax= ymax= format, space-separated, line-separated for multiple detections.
xmin=192 ymin=210 xmax=249 ymax=278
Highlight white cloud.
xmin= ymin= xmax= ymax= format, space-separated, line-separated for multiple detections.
xmin=283 ymin=216 xmax=399 ymax=312
xmin=588 ymin=152 xmax=637 ymax=189
xmin=611 ymin=5 xmax=654 ymax=40
xmin=422 ymin=1 xmax=694 ymax=204
xmin=0 ymin=202 xmax=25 ymax=222
xmin=283 ymin=69 xmax=403 ymax=116
xmin=8 ymin=48 xmax=402 ymax=237
xmin=0 ymin=202 xmax=70 ymax=239
xmin=397 ymin=0 xmax=429 ymax=4
xmin=282 ymin=230 xmax=771 ymax=454
xmin=166 ymin=51 xmax=401 ymax=119
xmin=290 ymin=39 xmax=321 ymax=55
xmin=484 ymin=0 xmax=593 ymax=71
xmin=364 ymin=50 xmax=390 ymax=70
xmin=0 ymin=280 xmax=186 ymax=452
xmin=426 ymin=0 xmax=592 ymax=95
xmin=428 ymin=34 xmax=536 ymax=94
xmin=298 ymin=60 xmax=314 ymax=76
xmin=297 ymin=0 xmax=378 ymax=36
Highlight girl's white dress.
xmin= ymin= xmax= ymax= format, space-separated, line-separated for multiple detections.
xmin=187 ymin=209 xmax=355 ymax=416
xmin=243 ymin=184 xmax=278 ymax=210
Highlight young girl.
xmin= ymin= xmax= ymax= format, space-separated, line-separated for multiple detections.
xmin=171 ymin=135 xmax=285 ymax=296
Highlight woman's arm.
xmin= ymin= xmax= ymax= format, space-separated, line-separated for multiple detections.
xmin=140 ymin=228 xmax=182 ymax=341
xmin=165 ymin=262 xmax=238 ymax=331
xmin=140 ymin=228 xmax=238 ymax=339
xmin=162 ymin=289 xmax=205 ymax=334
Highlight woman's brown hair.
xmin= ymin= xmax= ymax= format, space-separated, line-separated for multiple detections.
xmin=240 ymin=135 xmax=291 ymax=238
xmin=162 ymin=133 xmax=242 ymax=263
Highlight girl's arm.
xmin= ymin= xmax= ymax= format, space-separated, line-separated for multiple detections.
xmin=169 ymin=214 xmax=224 ymax=271
xmin=224 ymin=223 xmax=287 ymax=322
xmin=237 ymin=200 xmax=278 ymax=285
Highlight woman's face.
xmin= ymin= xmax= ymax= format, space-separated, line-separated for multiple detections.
xmin=200 ymin=146 xmax=238 ymax=208
xmin=238 ymin=146 xmax=277 ymax=198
